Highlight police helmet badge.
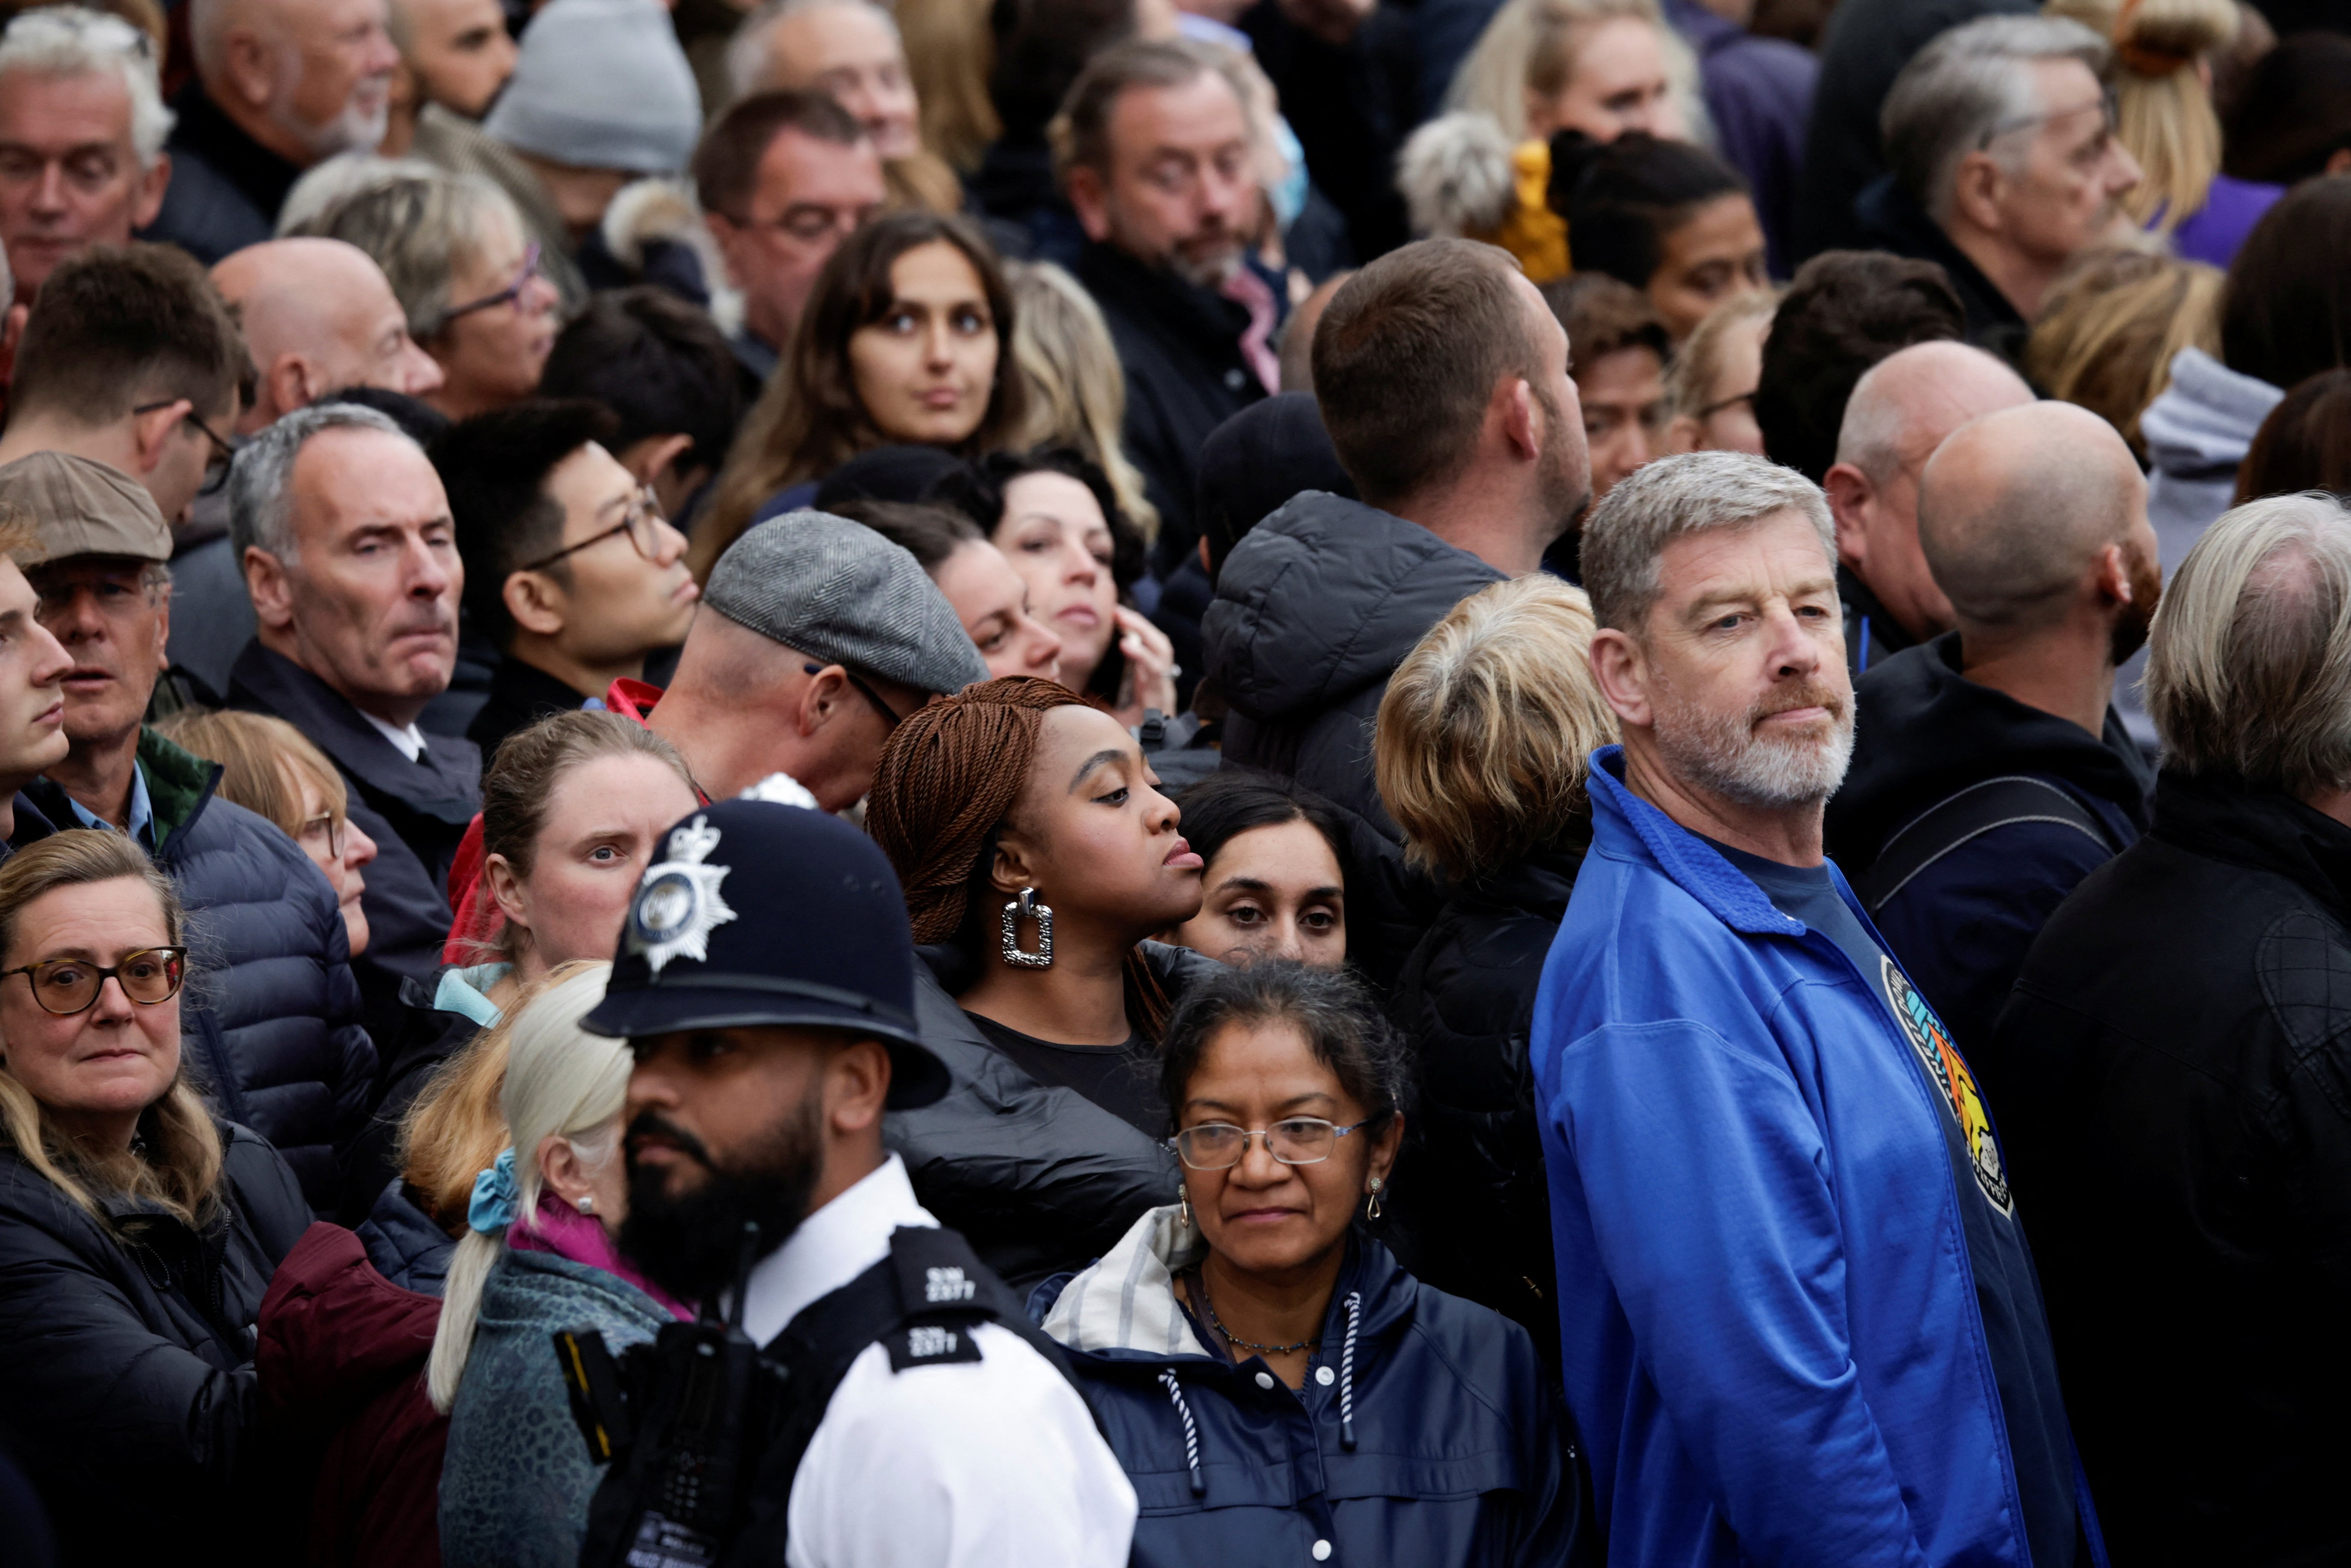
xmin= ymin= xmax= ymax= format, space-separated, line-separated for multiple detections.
xmin=628 ymin=813 xmax=738 ymax=975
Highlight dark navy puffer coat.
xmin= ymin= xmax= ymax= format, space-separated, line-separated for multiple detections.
xmin=21 ymin=731 xmax=376 ymax=1216
xmin=1035 ymin=1209 xmax=1591 ymax=1568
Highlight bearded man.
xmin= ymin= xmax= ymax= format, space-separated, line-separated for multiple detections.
xmin=1526 ymin=451 xmax=2098 ymax=1568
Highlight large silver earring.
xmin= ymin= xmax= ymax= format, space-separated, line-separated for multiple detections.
xmin=1001 ymin=888 xmax=1054 ymax=968
xmin=1178 ymin=1187 xmax=1192 ymax=1228
xmin=1364 ymin=1176 xmax=1384 ymax=1222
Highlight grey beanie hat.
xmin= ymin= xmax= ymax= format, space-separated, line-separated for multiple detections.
xmin=483 ymin=0 xmax=701 ymax=174
xmin=706 ymin=510 xmax=991 ymax=696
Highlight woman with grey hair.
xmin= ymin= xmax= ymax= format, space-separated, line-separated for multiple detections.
xmin=289 ymin=165 xmax=560 ymax=420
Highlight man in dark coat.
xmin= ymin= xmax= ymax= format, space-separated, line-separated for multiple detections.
xmin=1825 ymin=401 xmax=2157 ymax=1078
xmin=1204 ymin=239 xmax=1588 ymax=978
xmin=1062 ymin=39 xmax=1273 ymax=573
xmin=142 ymin=0 xmax=402 ymax=263
xmin=1992 ymin=491 xmax=2351 ymax=1568
xmin=222 ymin=403 xmax=480 ymax=1060
xmin=2 ymin=451 xmax=375 ymax=1216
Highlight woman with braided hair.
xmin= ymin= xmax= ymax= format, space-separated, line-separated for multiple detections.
xmin=867 ymin=675 xmax=1220 ymax=1291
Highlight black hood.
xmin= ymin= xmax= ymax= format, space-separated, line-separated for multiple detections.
xmin=1827 ymin=631 xmax=2155 ymax=866
xmin=1196 ymin=392 xmax=1355 ymax=586
xmin=1202 ymin=492 xmax=1505 ymax=725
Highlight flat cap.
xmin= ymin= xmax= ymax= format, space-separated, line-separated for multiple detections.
xmin=0 ymin=452 xmax=172 ymax=566
xmin=705 ymin=510 xmax=989 ymax=697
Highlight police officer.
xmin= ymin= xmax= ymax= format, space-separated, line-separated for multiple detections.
xmin=582 ymin=796 xmax=1137 ymax=1565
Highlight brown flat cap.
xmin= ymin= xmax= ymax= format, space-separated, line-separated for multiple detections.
xmin=0 ymin=452 xmax=172 ymax=566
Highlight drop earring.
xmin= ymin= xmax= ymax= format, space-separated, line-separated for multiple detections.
xmin=1178 ymin=1187 xmax=1192 ymax=1229
xmin=1001 ymin=887 xmax=1054 ymax=968
xmin=1364 ymin=1176 xmax=1384 ymax=1222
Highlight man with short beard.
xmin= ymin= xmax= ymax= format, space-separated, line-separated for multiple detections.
xmin=589 ymin=798 xmax=1137 ymax=1565
xmin=1826 ymin=401 xmax=2158 ymax=1081
xmin=1530 ymin=450 xmax=2092 ymax=1567
xmin=1058 ymin=38 xmax=1270 ymax=569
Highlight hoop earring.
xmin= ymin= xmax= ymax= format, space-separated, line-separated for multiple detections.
xmin=1001 ymin=887 xmax=1054 ymax=968
xmin=1364 ymin=1176 xmax=1384 ymax=1222
xmin=1178 ymin=1187 xmax=1192 ymax=1229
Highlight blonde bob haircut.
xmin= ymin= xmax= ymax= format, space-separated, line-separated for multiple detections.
xmin=2145 ymin=491 xmax=2351 ymax=798
xmin=2023 ymin=245 xmax=2221 ymax=461
xmin=2044 ymin=0 xmax=2240 ymax=233
xmin=1376 ymin=575 xmax=1619 ymax=881
xmin=156 ymin=709 xmax=350 ymax=844
xmin=0 ymin=830 xmax=218 ymax=1227
xmin=1447 ymin=0 xmax=1706 ymax=146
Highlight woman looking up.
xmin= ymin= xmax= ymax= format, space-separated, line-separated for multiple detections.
xmin=695 ymin=210 xmax=1027 ymax=578
xmin=1034 ymin=961 xmax=1586 ymax=1565
xmin=866 ymin=675 xmax=1217 ymax=1290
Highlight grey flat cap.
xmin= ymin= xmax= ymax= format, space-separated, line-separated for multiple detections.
xmin=706 ymin=510 xmax=990 ymax=696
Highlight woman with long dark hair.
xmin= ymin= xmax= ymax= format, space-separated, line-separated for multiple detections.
xmin=694 ymin=209 xmax=1028 ymax=578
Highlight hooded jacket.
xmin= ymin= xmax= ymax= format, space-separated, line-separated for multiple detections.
xmin=1034 ymin=1205 xmax=1588 ymax=1568
xmin=1390 ymin=842 xmax=1585 ymax=1369
xmin=1532 ymin=749 xmax=2095 ymax=1568
xmin=886 ymin=941 xmax=1217 ymax=1294
xmin=355 ymin=1179 xmax=458 ymax=1297
xmin=1992 ymin=771 xmax=2351 ymax=1568
xmin=1204 ymin=491 xmax=1506 ymax=977
xmin=1824 ymin=632 xmax=2153 ymax=1085
xmin=256 ymin=1222 xmax=446 ymax=1568
xmin=21 ymin=730 xmax=377 ymax=1217
xmin=2141 ymin=346 xmax=2284 ymax=576
xmin=0 ymin=1123 xmax=309 ymax=1564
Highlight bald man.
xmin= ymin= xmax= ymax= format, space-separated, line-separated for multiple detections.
xmin=212 ymin=237 xmax=443 ymax=435
xmin=1823 ymin=340 xmax=2033 ymax=675
xmin=1825 ymin=399 xmax=2160 ymax=1076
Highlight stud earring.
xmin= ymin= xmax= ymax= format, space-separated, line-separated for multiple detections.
xmin=577 ymin=1196 xmax=595 ymax=1215
xmin=1364 ymin=1176 xmax=1384 ymax=1222
xmin=1001 ymin=887 xmax=1054 ymax=968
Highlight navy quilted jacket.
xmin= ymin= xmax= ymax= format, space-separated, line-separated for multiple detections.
xmin=21 ymin=731 xmax=376 ymax=1216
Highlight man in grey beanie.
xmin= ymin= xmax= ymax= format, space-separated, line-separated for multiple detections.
xmin=608 ymin=509 xmax=987 ymax=810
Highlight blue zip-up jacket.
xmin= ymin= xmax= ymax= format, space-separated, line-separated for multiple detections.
xmin=1530 ymin=747 xmax=2095 ymax=1568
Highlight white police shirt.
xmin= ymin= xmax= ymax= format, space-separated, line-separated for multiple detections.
xmin=738 ymin=1153 xmax=1137 ymax=1568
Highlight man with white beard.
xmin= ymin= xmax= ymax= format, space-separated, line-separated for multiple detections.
xmin=143 ymin=0 xmax=400 ymax=262
xmin=1526 ymin=451 xmax=2095 ymax=1568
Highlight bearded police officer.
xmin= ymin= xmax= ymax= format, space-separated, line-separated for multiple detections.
xmin=579 ymin=796 xmax=1137 ymax=1565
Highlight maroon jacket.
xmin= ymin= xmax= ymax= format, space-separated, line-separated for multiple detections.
xmin=256 ymin=1223 xmax=447 ymax=1568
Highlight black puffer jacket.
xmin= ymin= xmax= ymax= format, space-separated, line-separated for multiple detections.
xmin=1993 ymin=771 xmax=2351 ymax=1568
xmin=0 ymin=1122 xmax=310 ymax=1565
xmin=24 ymin=731 xmax=377 ymax=1217
xmin=1203 ymin=491 xmax=1505 ymax=979
xmin=886 ymin=941 xmax=1219 ymax=1294
xmin=1390 ymin=843 xmax=1585 ymax=1373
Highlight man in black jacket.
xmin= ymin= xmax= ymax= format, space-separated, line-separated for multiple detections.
xmin=223 ymin=401 xmax=480 ymax=1056
xmin=1204 ymin=238 xmax=1588 ymax=976
xmin=1061 ymin=38 xmax=1271 ymax=571
xmin=1991 ymin=490 xmax=2351 ymax=1568
xmin=1824 ymin=400 xmax=2155 ymax=1074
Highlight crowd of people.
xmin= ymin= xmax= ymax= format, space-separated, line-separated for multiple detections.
xmin=0 ymin=0 xmax=2344 ymax=1562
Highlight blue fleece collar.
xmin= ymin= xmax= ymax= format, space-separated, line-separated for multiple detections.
xmin=1585 ymin=746 xmax=1808 ymax=940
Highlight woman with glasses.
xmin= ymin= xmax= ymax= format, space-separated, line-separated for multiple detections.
xmin=1034 ymin=961 xmax=1588 ymax=1568
xmin=866 ymin=675 xmax=1218 ymax=1293
xmin=0 ymin=831 xmax=311 ymax=1563
xmin=293 ymin=167 xmax=561 ymax=421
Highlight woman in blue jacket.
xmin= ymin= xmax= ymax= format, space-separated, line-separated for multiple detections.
xmin=1034 ymin=961 xmax=1589 ymax=1567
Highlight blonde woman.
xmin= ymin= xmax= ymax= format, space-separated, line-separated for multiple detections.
xmin=1375 ymin=574 xmax=1617 ymax=1363
xmin=1665 ymin=289 xmax=1777 ymax=456
xmin=1005 ymin=259 xmax=1161 ymax=542
xmin=2025 ymin=244 xmax=2223 ymax=461
xmin=431 ymin=961 xmax=691 ymax=1568
xmin=2045 ymin=0 xmax=2280 ymax=263
xmin=0 ymin=831 xmax=309 ymax=1563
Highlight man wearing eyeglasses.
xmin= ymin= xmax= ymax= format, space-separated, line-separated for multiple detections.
xmin=435 ymin=399 xmax=701 ymax=758
xmin=0 ymin=243 xmax=243 ymax=528
xmin=1856 ymin=15 xmax=2142 ymax=344
xmin=694 ymin=89 xmax=885 ymax=395
xmin=0 ymin=449 xmax=376 ymax=1219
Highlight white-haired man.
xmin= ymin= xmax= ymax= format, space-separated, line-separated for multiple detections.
xmin=1530 ymin=450 xmax=2092 ymax=1566
xmin=0 ymin=6 xmax=172 ymax=306
xmin=1859 ymin=15 xmax=2141 ymax=337
xmin=1995 ymin=491 xmax=2351 ymax=1568
xmin=144 ymin=0 xmax=400 ymax=262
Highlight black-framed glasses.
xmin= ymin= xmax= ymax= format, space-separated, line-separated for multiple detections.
xmin=5 ymin=946 xmax=188 ymax=1016
xmin=1974 ymin=87 xmax=2118 ymax=151
xmin=132 ymin=400 xmax=238 ymax=496
xmin=805 ymin=662 xmax=905 ymax=730
xmin=518 ymin=487 xmax=667 ymax=574
xmin=441 ymin=242 xmax=543 ymax=324
xmin=298 ymin=812 xmax=345 ymax=860
xmin=1171 ymin=1117 xmax=1373 ymax=1171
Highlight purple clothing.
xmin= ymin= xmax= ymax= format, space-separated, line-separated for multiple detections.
xmin=2166 ymin=174 xmax=2285 ymax=269
xmin=510 ymin=1193 xmax=695 ymax=1321
xmin=1666 ymin=0 xmax=1819 ymax=277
